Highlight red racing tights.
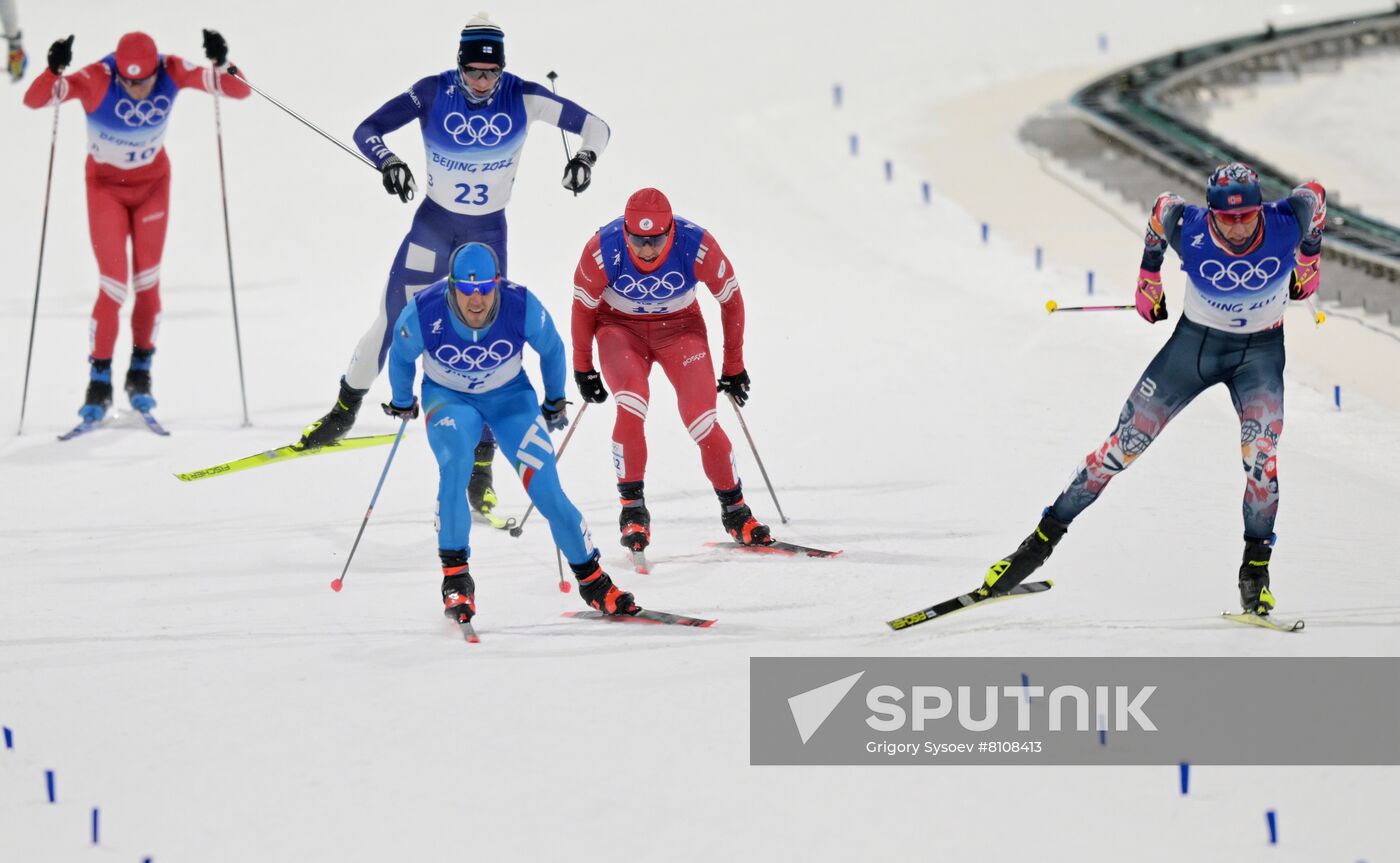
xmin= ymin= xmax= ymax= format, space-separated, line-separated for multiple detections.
xmin=85 ymin=165 xmax=169 ymax=360
xmin=596 ymin=308 xmax=738 ymax=490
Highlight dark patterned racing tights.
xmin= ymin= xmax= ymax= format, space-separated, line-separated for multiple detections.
xmin=1048 ymin=317 xmax=1286 ymax=542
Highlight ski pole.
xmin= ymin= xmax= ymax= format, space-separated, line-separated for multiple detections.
xmin=1044 ymin=300 xmax=1134 ymax=314
xmin=554 ymin=548 xmax=568 ymax=595
xmin=211 ymin=75 xmax=252 ymax=427
xmin=330 ymin=417 xmax=410 ymax=593
xmin=1304 ymin=296 xmax=1326 ymax=326
xmin=17 ymin=102 xmax=60 ymax=436
xmin=726 ymin=394 xmax=789 ymax=524
xmin=508 ymin=401 xmax=589 ymax=538
xmin=230 ymin=70 xmax=377 ymax=172
xmin=546 ymin=71 xmax=577 ymax=198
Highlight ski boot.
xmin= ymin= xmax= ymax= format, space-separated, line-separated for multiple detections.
xmin=718 ymin=486 xmax=772 ymax=546
xmin=979 ymin=511 xmax=1070 ymax=597
xmin=468 ymin=439 xmax=499 ymax=521
xmin=124 ymin=346 xmax=156 ymax=412
xmin=618 ymin=481 xmax=651 ymax=552
xmin=440 ymin=552 xmax=477 ymax=623
xmin=1238 ymin=536 xmax=1276 ymax=616
xmin=570 ymin=556 xmax=638 ymax=615
xmin=300 ymin=376 xmax=368 ymax=449
xmin=80 ymin=357 xmax=114 ymax=423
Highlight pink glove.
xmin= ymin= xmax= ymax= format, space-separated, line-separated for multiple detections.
xmin=1290 ymin=251 xmax=1320 ymax=300
xmin=1135 ymin=268 xmax=1167 ymax=323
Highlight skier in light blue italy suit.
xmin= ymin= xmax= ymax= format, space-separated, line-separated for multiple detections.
xmin=384 ymin=243 xmax=639 ymax=626
xmin=304 ymin=12 xmax=610 ymax=527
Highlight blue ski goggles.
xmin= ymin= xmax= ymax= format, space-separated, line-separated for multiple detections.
xmin=448 ymin=274 xmax=498 ymax=296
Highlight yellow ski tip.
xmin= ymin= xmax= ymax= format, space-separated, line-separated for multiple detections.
xmin=1045 ymin=299 xmax=1059 ymax=313
xmin=1044 ymin=579 xmax=1055 ymax=587
xmin=475 ymin=509 xmax=509 ymax=530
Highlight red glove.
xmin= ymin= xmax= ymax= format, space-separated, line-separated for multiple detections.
xmin=1290 ymin=251 xmax=1320 ymax=300
xmin=1135 ymin=268 xmax=1167 ymax=323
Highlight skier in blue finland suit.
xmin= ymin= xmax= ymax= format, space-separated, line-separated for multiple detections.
xmin=302 ymin=12 xmax=610 ymax=528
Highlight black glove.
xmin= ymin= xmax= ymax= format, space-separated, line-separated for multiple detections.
xmin=574 ymin=369 xmax=608 ymax=403
xmin=47 ymin=35 xmax=73 ymax=75
xmin=561 ymin=149 xmax=596 ymax=194
xmin=382 ymin=397 xmax=420 ymax=420
xmin=381 ymin=156 xmax=417 ymax=203
xmin=202 ymin=29 xmax=229 ymax=66
xmin=717 ymin=370 xmax=751 ymax=407
xmin=541 ymin=397 xmax=570 ymax=432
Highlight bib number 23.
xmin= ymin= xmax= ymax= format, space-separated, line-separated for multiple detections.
xmin=454 ymin=183 xmax=489 ymax=206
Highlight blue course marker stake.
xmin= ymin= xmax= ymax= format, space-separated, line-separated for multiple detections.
xmin=981 ymin=223 xmax=989 ymax=244
xmin=1266 ymin=810 xmax=1278 ymax=844
xmin=1021 ymin=673 xmax=1032 ymax=704
xmin=883 ymin=160 xmax=893 ymax=182
xmin=849 ymin=134 xmax=859 ymax=157
xmin=3 ymin=726 xmax=12 ymax=749
xmin=1098 ymin=33 xmax=1109 ymax=53
xmin=1035 ymin=247 xmax=1043 ymax=270
xmin=46 ymin=770 xmax=55 ymax=803
xmin=92 ymin=808 xmax=100 ymax=844
xmin=1178 ymin=762 xmax=1190 ymax=795
xmin=922 ymin=181 xmax=931 ymax=204
xmin=1097 ymin=714 xmax=1107 ymax=746
xmin=833 ymin=83 xmax=842 ymax=107
xmin=1334 ymin=385 xmax=1341 ymax=410
xmin=1087 ymin=270 xmax=1095 ymax=295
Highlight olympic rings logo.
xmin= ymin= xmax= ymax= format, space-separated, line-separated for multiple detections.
xmin=613 ymin=271 xmax=687 ymax=301
xmin=442 ymin=111 xmax=513 ymax=147
xmin=114 ymin=96 xmax=171 ymax=127
xmin=433 ymin=339 xmax=516 ymax=371
xmin=1197 ymin=257 xmax=1282 ymax=292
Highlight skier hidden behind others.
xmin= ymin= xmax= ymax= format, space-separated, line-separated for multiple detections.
xmin=979 ymin=163 xmax=1326 ymax=618
xmin=570 ymin=187 xmax=772 ymax=557
xmin=2 ymin=0 xmax=27 ymax=81
xmin=384 ymin=242 xmax=639 ymax=630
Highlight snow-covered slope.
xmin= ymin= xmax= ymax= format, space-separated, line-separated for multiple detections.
xmin=1 ymin=2 xmax=1395 ymax=861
